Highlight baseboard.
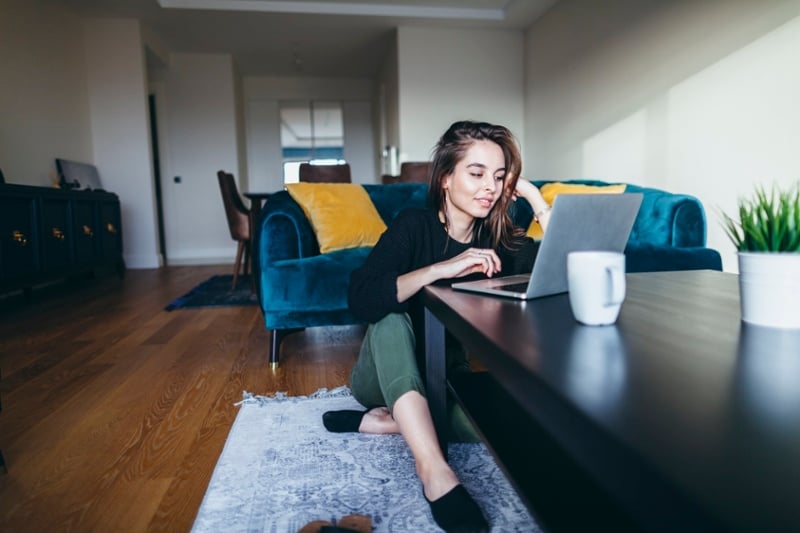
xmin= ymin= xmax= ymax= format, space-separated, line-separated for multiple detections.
xmin=167 ymin=255 xmax=234 ymax=266
xmin=123 ymin=253 xmax=161 ymax=269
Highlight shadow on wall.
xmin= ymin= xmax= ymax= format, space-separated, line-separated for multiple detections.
xmin=525 ymin=1 xmax=800 ymax=273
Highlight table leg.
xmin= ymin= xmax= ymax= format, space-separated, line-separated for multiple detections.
xmin=424 ymin=307 xmax=448 ymax=457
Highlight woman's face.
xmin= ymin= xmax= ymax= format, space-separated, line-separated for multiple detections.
xmin=442 ymin=139 xmax=506 ymax=223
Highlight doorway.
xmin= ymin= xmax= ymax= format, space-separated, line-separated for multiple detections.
xmin=148 ymin=93 xmax=168 ymax=264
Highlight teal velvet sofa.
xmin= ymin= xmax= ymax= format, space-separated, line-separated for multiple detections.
xmin=256 ymin=180 xmax=722 ymax=364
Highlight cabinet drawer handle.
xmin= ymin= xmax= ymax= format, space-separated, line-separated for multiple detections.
xmin=12 ymin=230 xmax=28 ymax=246
xmin=82 ymin=225 xmax=94 ymax=237
xmin=52 ymin=227 xmax=65 ymax=240
xmin=106 ymin=223 xmax=117 ymax=234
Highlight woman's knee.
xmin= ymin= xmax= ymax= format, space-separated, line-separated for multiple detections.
xmin=371 ymin=312 xmax=413 ymax=335
xmin=352 ymin=313 xmax=419 ymax=408
xmin=366 ymin=313 xmax=416 ymax=352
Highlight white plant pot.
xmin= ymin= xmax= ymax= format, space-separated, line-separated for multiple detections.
xmin=738 ymin=252 xmax=800 ymax=329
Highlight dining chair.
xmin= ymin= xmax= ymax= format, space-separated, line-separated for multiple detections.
xmin=398 ymin=162 xmax=431 ymax=183
xmin=381 ymin=161 xmax=431 ymax=184
xmin=217 ymin=170 xmax=251 ymax=290
xmin=298 ymin=163 xmax=351 ymax=183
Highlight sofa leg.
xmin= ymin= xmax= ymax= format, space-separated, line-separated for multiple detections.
xmin=269 ymin=328 xmax=306 ymax=369
xmin=270 ymin=331 xmax=282 ymax=369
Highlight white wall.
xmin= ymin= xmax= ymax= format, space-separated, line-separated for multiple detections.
xmin=246 ymin=99 xmax=283 ymax=193
xmin=376 ymin=34 xmax=400 ymax=176
xmin=524 ymin=0 xmax=800 ymax=271
xmin=243 ymin=76 xmax=377 ymax=191
xmin=233 ymin=63 xmax=249 ymax=193
xmin=0 ymin=0 xmax=92 ymax=186
xmin=396 ymin=26 xmax=525 ymax=164
xmin=343 ymin=101 xmax=376 ymax=184
xmin=158 ymin=54 xmax=243 ymax=265
xmin=84 ymin=19 xmax=160 ymax=269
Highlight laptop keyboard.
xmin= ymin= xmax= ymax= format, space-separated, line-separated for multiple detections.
xmin=495 ymin=282 xmax=529 ymax=293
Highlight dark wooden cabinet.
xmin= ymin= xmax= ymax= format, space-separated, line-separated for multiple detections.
xmin=99 ymin=198 xmax=123 ymax=262
xmin=1 ymin=366 xmax=5 ymax=474
xmin=0 ymin=192 xmax=38 ymax=278
xmin=41 ymin=196 xmax=72 ymax=272
xmin=0 ymin=184 xmax=124 ymax=293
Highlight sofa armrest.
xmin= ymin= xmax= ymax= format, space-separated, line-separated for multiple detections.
xmin=624 ymin=184 xmax=706 ymax=248
xmin=257 ymin=191 xmax=320 ymax=270
xmin=626 ymin=244 xmax=722 ymax=273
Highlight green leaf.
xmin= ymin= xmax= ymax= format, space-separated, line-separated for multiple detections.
xmin=719 ymin=182 xmax=800 ymax=252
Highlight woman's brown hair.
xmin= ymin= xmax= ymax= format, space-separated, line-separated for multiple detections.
xmin=428 ymin=120 xmax=525 ymax=250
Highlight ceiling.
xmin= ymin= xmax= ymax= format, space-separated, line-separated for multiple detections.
xmin=58 ymin=0 xmax=557 ymax=77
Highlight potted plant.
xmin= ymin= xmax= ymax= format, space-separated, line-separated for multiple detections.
xmin=720 ymin=183 xmax=800 ymax=328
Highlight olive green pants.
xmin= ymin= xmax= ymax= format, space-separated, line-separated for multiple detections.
xmin=349 ymin=312 xmax=479 ymax=442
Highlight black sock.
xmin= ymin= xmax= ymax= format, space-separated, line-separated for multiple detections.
xmin=322 ymin=410 xmax=367 ymax=433
xmin=425 ymin=485 xmax=488 ymax=532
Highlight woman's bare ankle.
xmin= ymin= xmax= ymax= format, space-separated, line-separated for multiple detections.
xmin=418 ymin=462 xmax=460 ymax=501
xmin=358 ymin=407 xmax=399 ymax=434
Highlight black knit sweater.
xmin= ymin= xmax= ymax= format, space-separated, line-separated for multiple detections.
xmin=348 ymin=208 xmax=539 ymax=350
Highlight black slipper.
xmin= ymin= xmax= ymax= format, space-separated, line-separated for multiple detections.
xmin=425 ymin=484 xmax=489 ymax=532
xmin=322 ymin=410 xmax=367 ymax=433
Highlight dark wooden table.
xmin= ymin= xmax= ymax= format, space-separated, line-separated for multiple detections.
xmin=423 ymin=270 xmax=800 ymax=532
xmin=244 ymin=191 xmax=272 ymax=247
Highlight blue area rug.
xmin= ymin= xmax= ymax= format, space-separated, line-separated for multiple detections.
xmin=165 ymin=274 xmax=257 ymax=310
xmin=192 ymin=388 xmax=539 ymax=532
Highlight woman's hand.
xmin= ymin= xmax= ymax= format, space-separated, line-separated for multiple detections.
xmin=395 ymin=247 xmax=501 ymax=303
xmin=512 ymin=179 xmax=544 ymax=208
xmin=436 ymin=247 xmax=502 ymax=279
xmin=513 ymin=178 xmax=552 ymax=233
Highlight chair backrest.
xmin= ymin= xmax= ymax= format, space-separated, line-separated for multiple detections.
xmin=381 ymin=161 xmax=432 ymax=184
xmin=298 ymin=163 xmax=351 ymax=183
xmin=399 ymin=162 xmax=432 ymax=184
xmin=217 ymin=170 xmax=250 ymax=241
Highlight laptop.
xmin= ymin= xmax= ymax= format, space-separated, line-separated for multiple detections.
xmin=56 ymin=158 xmax=103 ymax=191
xmin=451 ymin=193 xmax=643 ymax=300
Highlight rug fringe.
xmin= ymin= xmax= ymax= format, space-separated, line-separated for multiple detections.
xmin=235 ymin=386 xmax=353 ymax=406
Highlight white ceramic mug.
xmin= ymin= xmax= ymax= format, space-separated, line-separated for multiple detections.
xmin=567 ymin=251 xmax=626 ymax=326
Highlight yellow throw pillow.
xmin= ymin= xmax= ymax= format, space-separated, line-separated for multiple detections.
xmin=526 ymin=182 xmax=627 ymax=240
xmin=286 ymin=183 xmax=387 ymax=253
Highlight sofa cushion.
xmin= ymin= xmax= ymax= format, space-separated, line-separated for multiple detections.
xmin=541 ymin=181 xmax=627 ymax=204
xmin=364 ymin=183 xmax=428 ymax=224
xmin=526 ymin=182 xmax=627 ymax=239
xmin=286 ymin=183 xmax=387 ymax=253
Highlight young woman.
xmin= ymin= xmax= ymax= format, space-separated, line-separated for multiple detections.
xmin=323 ymin=120 xmax=552 ymax=532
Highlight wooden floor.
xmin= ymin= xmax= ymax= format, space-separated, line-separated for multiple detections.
xmin=0 ymin=266 xmax=364 ymax=532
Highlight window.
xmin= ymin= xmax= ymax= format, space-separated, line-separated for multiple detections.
xmin=280 ymin=101 xmax=345 ymax=183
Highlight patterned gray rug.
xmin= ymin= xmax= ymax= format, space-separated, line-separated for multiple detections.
xmin=192 ymin=387 xmax=539 ymax=532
